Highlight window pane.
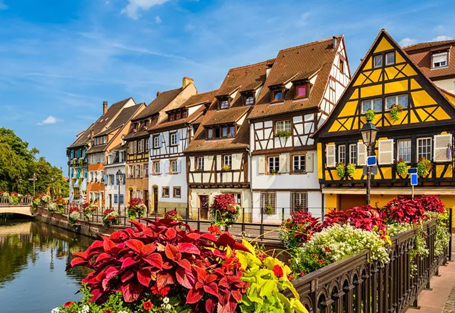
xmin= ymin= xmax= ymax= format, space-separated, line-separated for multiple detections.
xmin=398 ymin=94 xmax=408 ymax=108
xmin=398 ymin=140 xmax=411 ymax=163
xmin=230 ymin=126 xmax=235 ymax=137
xmin=373 ymin=99 xmax=382 ymax=112
xmin=208 ymin=129 xmax=213 ymax=139
xmin=361 ymin=100 xmax=371 ymax=114
xmin=220 ymin=100 xmax=229 ymax=109
xmin=374 ymin=55 xmax=382 ymax=67
xmin=246 ymin=96 xmax=254 ymax=105
xmin=274 ymin=91 xmax=283 ymax=101
xmin=386 ymin=52 xmax=395 ymax=65
xmin=386 ymin=97 xmax=396 ymax=110
xmin=297 ymin=85 xmax=307 ymax=97
xmin=222 ymin=127 xmax=228 ymax=137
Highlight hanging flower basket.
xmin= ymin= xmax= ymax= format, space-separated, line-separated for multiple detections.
xmin=417 ymin=158 xmax=432 ymax=177
xmin=365 ymin=109 xmax=375 ymax=122
xmin=396 ymin=158 xmax=407 ymax=176
xmin=68 ymin=207 xmax=80 ymax=227
xmin=275 ymin=130 xmax=292 ymax=140
xmin=127 ymin=198 xmax=146 ymax=220
xmin=210 ymin=194 xmax=240 ymax=226
xmin=389 ymin=104 xmax=403 ymax=121
xmin=336 ymin=162 xmax=346 ymax=178
xmin=102 ymin=209 xmax=119 ymax=227
xmin=82 ymin=203 xmax=97 ymax=220
xmin=346 ymin=163 xmax=356 ymax=177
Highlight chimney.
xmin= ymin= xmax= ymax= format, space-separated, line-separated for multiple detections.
xmin=182 ymin=77 xmax=194 ymax=88
xmin=332 ymin=36 xmax=338 ymax=49
xmin=103 ymin=101 xmax=108 ymax=115
xmin=156 ymin=91 xmax=161 ymax=97
xmin=91 ymin=128 xmax=95 ymax=139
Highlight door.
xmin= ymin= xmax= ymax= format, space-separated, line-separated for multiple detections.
xmin=153 ymin=186 xmax=158 ymax=213
xmin=339 ymin=194 xmax=366 ymax=210
xmin=199 ymin=195 xmax=209 ymax=220
xmin=144 ymin=190 xmax=149 ymax=215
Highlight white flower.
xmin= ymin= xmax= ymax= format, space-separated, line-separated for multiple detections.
xmin=118 ymin=311 xmax=129 ymax=313
xmin=166 ymin=304 xmax=172 ymax=310
xmin=51 ymin=308 xmax=60 ymax=313
xmin=163 ymin=297 xmax=169 ymax=304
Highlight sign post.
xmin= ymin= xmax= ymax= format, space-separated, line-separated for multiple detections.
xmin=409 ymin=168 xmax=418 ymax=199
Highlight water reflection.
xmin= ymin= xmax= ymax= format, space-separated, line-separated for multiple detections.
xmin=0 ymin=217 xmax=94 ymax=313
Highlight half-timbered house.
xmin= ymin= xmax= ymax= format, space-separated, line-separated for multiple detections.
xmin=185 ymin=60 xmax=274 ymax=221
xmin=314 ymin=29 xmax=455 ymax=211
xmin=124 ymin=78 xmax=197 ymax=211
xmin=248 ymin=36 xmax=350 ymax=221
xmin=147 ymin=90 xmax=215 ymax=216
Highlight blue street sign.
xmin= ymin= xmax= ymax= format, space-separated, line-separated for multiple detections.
xmin=408 ymin=168 xmax=417 ymax=174
xmin=410 ymin=173 xmax=418 ymax=186
xmin=367 ymin=156 xmax=377 ymax=166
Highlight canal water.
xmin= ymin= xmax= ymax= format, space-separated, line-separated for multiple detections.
xmin=0 ymin=216 xmax=94 ymax=313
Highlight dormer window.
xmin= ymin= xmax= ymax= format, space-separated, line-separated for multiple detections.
xmin=219 ymin=98 xmax=229 ymax=109
xmin=432 ymin=52 xmax=448 ymax=68
xmin=295 ymin=84 xmax=308 ymax=99
xmin=272 ymin=89 xmax=284 ymax=102
xmin=206 ymin=125 xmax=236 ymax=140
xmin=176 ymin=111 xmax=181 ymax=120
xmin=244 ymin=93 xmax=255 ymax=105
xmin=169 ymin=113 xmax=175 ymax=121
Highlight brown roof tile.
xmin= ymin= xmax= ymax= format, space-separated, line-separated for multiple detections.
xmin=248 ymin=36 xmax=342 ymax=119
xmin=133 ymin=88 xmax=182 ymax=121
xmin=96 ymin=104 xmax=143 ymax=136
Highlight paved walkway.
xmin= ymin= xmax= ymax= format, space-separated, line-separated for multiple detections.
xmin=408 ymin=237 xmax=455 ymax=313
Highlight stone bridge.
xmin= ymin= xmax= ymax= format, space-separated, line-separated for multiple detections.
xmin=0 ymin=205 xmax=33 ymax=216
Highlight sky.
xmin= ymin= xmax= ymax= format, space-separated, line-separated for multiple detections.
xmin=0 ymin=0 xmax=454 ymax=173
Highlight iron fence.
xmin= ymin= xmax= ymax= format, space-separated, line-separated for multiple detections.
xmin=0 ymin=196 xmax=32 ymax=206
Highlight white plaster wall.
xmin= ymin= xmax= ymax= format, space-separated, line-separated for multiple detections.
xmin=105 ymin=163 xmax=126 ymax=210
xmin=189 ymin=188 xmax=252 ymax=212
xmin=150 ymin=156 xmax=187 ymax=204
xmin=434 ymin=79 xmax=455 ymax=94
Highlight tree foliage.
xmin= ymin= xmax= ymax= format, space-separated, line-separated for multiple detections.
xmin=0 ymin=127 xmax=68 ymax=196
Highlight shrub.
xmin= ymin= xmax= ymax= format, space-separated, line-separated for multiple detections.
xmin=69 ymin=219 xmax=250 ymax=313
xmin=280 ymin=210 xmax=322 ymax=250
xmin=264 ymin=205 xmax=275 ymax=215
xmin=346 ymin=163 xmax=356 ymax=177
xmin=419 ymin=195 xmax=445 ymax=213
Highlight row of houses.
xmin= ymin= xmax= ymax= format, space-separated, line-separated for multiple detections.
xmin=67 ymin=29 xmax=455 ymax=222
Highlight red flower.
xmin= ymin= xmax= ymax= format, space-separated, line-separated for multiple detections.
xmin=208 ymin=225 xmax=221 ymax=235
xmin=151 ymin=285 xmax=170 ymax=296
xmin=104 ymin=311 xmax=113 ymax=313
xmin=143 ymin=301 xmax=153 ymax=310
xmin=317 ymin=259 xmax=325 ymax=264
xmin=272 ymin=265 xmax=284 ymax=278
xmin=63 ymin=301 xmax=74 ymax=308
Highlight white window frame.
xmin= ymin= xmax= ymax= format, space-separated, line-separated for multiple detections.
xmin=245 ymin=95 xmax=255 ymax=105
xmin=373 ymin=54 xmax=383 ymax=68
xmin=385 ymin=52 xmax=395 ymax=65
xmin=417 ymin=137 xmax=432 ymax=161
xmin=268 ymin=156 xmax=280 ymax=173
xmin=361 ymin=98 xmax=382 ymax=114
xmin=357 ymin=142 xmax=367 ymax=166
xmin=386 ymin=94 xmax=409 ymax=110
xmin=220 ymin=99 xmax=229 ymax=109
xmin=349 ymin=144 xmax=357 ymax=165
xmin=326 ymin=144 xmax=336 ymax=168
xmin=434 ymin=134 xmax=452 ymax=162
xmin=170 ymin=159 xmax=178 ymax=173
xmin=170 ymin=132 xmax=177 ymax=146
xmin=153 ymin=136 xmax=160 ymax=148
xmin=293 ymin=155 xmax=306 ymax=172
xmin=196 ymin=157 xmax=204 ymax=171
xmin=338 ymin=145 xmax=346 ymax=164
xmin=432 ymin=52 xmax=448 ymax=69
xmin=397 ymin=139 xmax=412 ymax=163
xmin=276 ymin=120 xmax=291 ymax=132
xmin=378 ymin=139 xmax=394 ymax=165
xmin=153 ymin=161 xmax=161 ymax=174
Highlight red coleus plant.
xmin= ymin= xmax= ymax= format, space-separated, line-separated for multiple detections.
xmin=381 ymin=197 xmax=427 ymax=224
xmin=128 ymin=198 xmax=143 ymax=207
xmin=70 ymin=219 xmax=250 ymax=313
xmin=419 ymin=195 xmax=445 ymax=213
xmin=282 ymin=210 xmax=322 ymax=246
xmin=211 ymin=194 xmax=238 ymax=213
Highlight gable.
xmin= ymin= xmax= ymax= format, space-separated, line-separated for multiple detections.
xmin=319 ymin=30 xmax=455 ymax=137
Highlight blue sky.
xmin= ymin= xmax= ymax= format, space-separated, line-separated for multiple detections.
xmin=0 ymin=0 xmax=454 ymax=172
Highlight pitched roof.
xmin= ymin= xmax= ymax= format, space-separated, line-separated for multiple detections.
xmin=404 ymin=40 xmax=455 ymax=80
xmin=203 ymin=106 xmax=250 ymax=127
xmin=133 ymin=88 xmax=182 ymax=121
xmin=248 ymin=36 xmax=342 ymax=119
xmin=216 ymin=59 xmax=275 ymax=96
xmin=68 ymin=98 xmax=134 ymax=148
xmin=96 ymin=104 xmax=143 ymax=137
xmin=150 ymin=90 xmax=217 ymax=133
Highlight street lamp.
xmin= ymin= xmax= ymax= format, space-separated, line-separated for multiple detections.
xmin=360 ymin=118 xmax=378 ymax=205
xmin=50 ymin=175 xmax=54 ymax=198
xmin=116 ymin=170 xmax=123 ymax=215
xmin=29 ymin=173 xmax=37 ymax=196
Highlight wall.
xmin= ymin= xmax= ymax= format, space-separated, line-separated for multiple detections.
xmin=434 ymin=79 xmax=455 ymax=94
xmin=105 ymin=163 xmax=126 ymax=211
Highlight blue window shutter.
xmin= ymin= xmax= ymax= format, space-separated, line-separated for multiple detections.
xmin=104 ymin=175 xmax=108 ymax=186
xmin=71 ymin=150 xmax=75 ymax=158
xmin=177 ymin=159 xmax=181 ymax=173
xmin=158 ymin=135 xmax=162 ymax=148
xmin=120 ymin=195 xmax=124 ymax=204
xmin=176 ymin=131 xmax=180 ymax=143
xmin=114 ymin=194 xmax=118 ymax=204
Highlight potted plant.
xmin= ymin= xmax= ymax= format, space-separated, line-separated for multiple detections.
xmin=222 ymin=164 xmax=231 ymax=171
xmin=396 ymin=158 xmax=407 ymax=176
xmin=210 ymin=194 xmax=240 ymax=227
xmin=365 ymin=109 xmax=375 ymax=122
xmin=55 ymin=198 xmax=67 ymax=214
xmin=164 ymin=209 xmax=183 ymax=222
xmin=270 ymin=169 xmax=278 ymax=174
xmin=264 ymin=205 xmax=275 ymax=215
xmin=78 ymin=158 xmax=84 ymax=166
xmin=102 ymin=209 xmax=119 ymax=227
xmin=417 ymin=158 xmax=432 ymax=177
xmin=68 ymin=207 xmax=80 ymax=227
xmin=346 ymin=163 xmax=356 ymax=177
xmin=127 ymin=198 xmax=147 ymax=220
xmin=82 ymin=202 xmax=97 ymax=220
xmin=336 ymin=162 xmax=346 ymax=178
xmin=275 ymin=130 xmax=292 ymax=140
xmin=389 ymin=104 xmax=403 ymax=121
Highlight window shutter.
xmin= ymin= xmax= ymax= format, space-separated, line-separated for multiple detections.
xmin=190 ymin=157 xmax=195 ymax=171
xmin=279 ymin=153 xmax=289 ymax=173
xmin=114 ymin=194 xmax=118 ymax=204
xmin=176 ymin=131 xmax=180 ymax=143
xmin=258 ymin=156 xmax=265 ymax=174
xmin=378 ymin=139 xmax=394 ymax=165
xmin=103 ymin=175 xmax=108 ymax=186
xmin=326 ymin=144 xmax=336 ymax=167
xmin=204 ymin=156 xmax=210 ymax=171
xmin=434 ymin=134 xmax=452 ymax=162
xmin=163 ymin=160 xmax=169 ymax=174
xmin=120 ymin=195 xmax=124 ymax=204
xmin=306 ymin=153 xmax=314 ymax=172
xmin=158 ymin=135 xmax=163 ymax=148
xmin=177 ymin=159 xmax=182 ymax=173
xmin=357 ymin=142 xmax=367 ymax=166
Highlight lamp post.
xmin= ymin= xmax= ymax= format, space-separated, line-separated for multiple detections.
xmin=360 ymin=118 xmax=378 ymax=205
xmin=116 ymin=170 xmax=122 ymax=215
xmin=29 ymin=173 xmax=37 ymax=196
xmin=50 ymin=175 xmax=54 ymax=198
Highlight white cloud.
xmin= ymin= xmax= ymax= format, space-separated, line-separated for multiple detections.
xmin=432 ymin=35 xmax=453 ymax=41
xmin=121 ymin=0 xmax=171 ymax=19
xmin=399 ymin=37 xmax=418 ymax=47
xmin=37 ymin=116 xmax=60 ymax=125
xmin=0 ymin=0 xmax=8 ymax=10
xmin=155 ymin=15 xmax=162 ymax=24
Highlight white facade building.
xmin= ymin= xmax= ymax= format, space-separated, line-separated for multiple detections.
xmin=105 ymin=147 xmax=126 ymax=211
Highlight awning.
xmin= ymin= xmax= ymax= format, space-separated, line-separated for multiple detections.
xmin=322 ymin=187 xmax=455 ymax=196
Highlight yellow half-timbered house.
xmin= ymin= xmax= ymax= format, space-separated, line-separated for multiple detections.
xmin=314 ymin=29 xmax=455 ymax=211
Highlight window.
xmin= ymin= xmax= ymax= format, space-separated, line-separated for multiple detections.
xmin=169 ymin=113 xmax=175 ymax=121
xmin=229 ymin=126 xmax=235 ymax=137
xmin=170 ymin=132 xmax=178 ymax=146
xmin=136 ymin=165 xmax=142 ymax=177
xmin=326 ymin=144 xmax=336 ymax=167
xmin=357 ymin=142 xmax=367 ymax=166
xmin=386 ymin=94 xmax=408 ymax=110
xmin=293 ymin=155 xmax=306 ymax=172
xmin=120 ymin=195 xmax=124 ymax=204
xmin=128 ymin=165 xmax=134 ymax=178
xmin=145 ymin=139 xmax=149 ymax=151
xmin=432 ymin=52 xmax=448 ymax=68
xmin=144 ymin=164 xmax=148 ymax=177
xmin=291 ymin=192 xmax=308 ymax=211
xmin=138 ymin=140 xmax=143 ymax=153
xmin=207 ymin=128 xmax=213 ymax=139
xmin=223 ymin=155 xmax=232 ymax=169
xmin=272 ymin=89 xmax=283 ymax=102
xmin=268 ymin=156 xmax=279 ymax=173
xmin=361 ymin=98 xmax=382 ymax=113
xmin=338 ymin=145 xmax=346 ymax=164
xmin=373 ymin=55 xmax=382 ymax=68
xmin=378 ymin=139 xmax=394 ymax=165
xmin=296 ymin=84 xmax=308 ymax=98
xmin=162 ymin=187 xmax=170 ymax=198
xmin=173 ymin=187 xmax=181 ymax=198
xmin=153 ymin=161 xmax=161 ymax=174
xmin=245 ymin=94 xmax=255 ymax=105
xmin=276 ymin=120 xmax=291 ymax=133
xmin=170 ymin=159 xmax=178 ymax=174
xmin=153 ymin=135 xmax=160 ymax=148
xmin=385 ymin=52 xmax=395 ymax=65
xmin=222 ymin=126 xmax=228 ymax=138
xmin=260 ymin=192 xmax=276 ymax=214
xmin=196 ymin=157 xmax=204 ymax=171
xmin=109 ymin=175 xmax=114 ymax=185
xmin=434 ymin=134 xmax=452 ymax=162
xmin=339 ymin=59 xmax=344 ymax=73
xmin=349 ymin=144 xmax=357 ymax=165
xmin=397 ymin=139 xmax=411 ymax=163
xmin=114 ymin=194 xmax=118 ymax=204
xmin=417 ymin=137 xmax=432 ymax=161
xmin=220 ymin=99 xmax=229 ymax=109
